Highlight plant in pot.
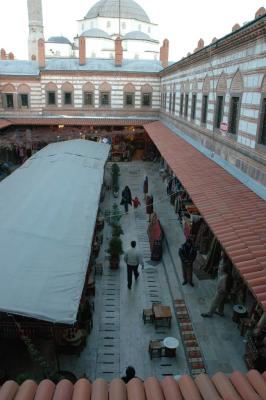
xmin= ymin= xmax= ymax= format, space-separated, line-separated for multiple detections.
xmin=107 ymin=235 xmax=123 ymax=269
xmin=111 ymin=163 xmax=120 ymax=197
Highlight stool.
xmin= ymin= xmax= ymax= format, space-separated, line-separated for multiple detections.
xmin=143 ymin=308 xmax=154 ymax=323
xmin=95 ymin=262 xmax=103 ymax=275
xmin=148 ymin=340 xmax=164 ymax=359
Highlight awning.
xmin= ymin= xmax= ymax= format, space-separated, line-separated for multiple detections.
xmin=4 ymin=117 xmax=155 ymax=126
xmin=0 ymin=119 xmax=12 ymax=129
xmin=0 ymin=139 xmax=110 ymax=323
xmin=144 ymin=121 xmax=266 ymax=311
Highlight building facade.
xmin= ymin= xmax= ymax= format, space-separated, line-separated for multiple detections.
xmin=0 ymin=6 xmax=265 ymax=187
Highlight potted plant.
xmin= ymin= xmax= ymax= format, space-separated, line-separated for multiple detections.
xmin=107 ymin=235 xmax=123 ymax=269
xmin=111 ymin=163 xmax=120 ymax=197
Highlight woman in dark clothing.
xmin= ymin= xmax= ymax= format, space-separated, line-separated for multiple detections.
xmin=143 ymin=176 xmax=148 ymax=200
xmin=146 ymin=194 xmax=154 ymax=221
xmin=121 ymin=186 xmax=132 ymax=213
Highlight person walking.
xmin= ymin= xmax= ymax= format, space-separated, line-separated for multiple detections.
xmin=121 ymin=186 xmax=132 ymax=213
xmin=178 ymin=236 xmax=197 ymax=286
xmin=124 ymin=241 xmax=144 ymax=289
xmin=201 ymin=263 xmax=232 ymax=317
xmin=143 ymin=176 xmax=148 ymax=200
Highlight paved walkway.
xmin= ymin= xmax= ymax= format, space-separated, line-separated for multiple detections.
xmin=60 ymin=161 xmax=247 ymax=380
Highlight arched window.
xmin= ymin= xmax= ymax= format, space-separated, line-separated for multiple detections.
xmin=2 ymin=83 xmax=15 ymax=109
xmin=258 ymin=74 xmax=266 ymax=145
xmin=62 ymin=82 xmax=74 ymax=106
xmin=99 ymin=82 xmax=111 ymax=107
xmin=17 ymin=84 xmax=30 ymax=108
xmin=214 ymin=73 xmax=227 ymax=129
xmin=83 ymin=82 xmax=95 ymax=107
xmin=228 ymin=70 xmax=243 ymax=134
xmin=201 ymin=76 xmax=210 ymax=124
xmin=45 ymin=82 xmax=58 ymax=106
xmin=141 ymin=84 xmax=152 ymax=107
xmin=123 ymin=83 xmax=135 ymax=108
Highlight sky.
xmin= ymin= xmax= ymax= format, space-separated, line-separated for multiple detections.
xmin=0 ymin=0 xmax=265 ymax=62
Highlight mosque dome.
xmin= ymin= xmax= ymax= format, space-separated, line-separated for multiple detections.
xmin=81 ymin=28 xmax=111 ymax=39
xmin=85 ymin=0 xmax=150 ymax=23
xmin=47 ymin=36 xmax=71 ymax=45
xmin=124 ymin=31 xmax=152 ymax=40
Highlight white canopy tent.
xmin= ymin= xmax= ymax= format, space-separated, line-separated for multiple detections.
xmin=0 ymin=139 xmax=110 ymax=324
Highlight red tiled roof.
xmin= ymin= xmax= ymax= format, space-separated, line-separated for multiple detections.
xmin=6 ymin=118 xmax=154 ymax=126
xmin=0 ymin=119 xmax=12 ymax=129
xmin=0 ymin=371 xmax=265 ymax=400
xmin=144 ymin=121 xmax=266 ymax=311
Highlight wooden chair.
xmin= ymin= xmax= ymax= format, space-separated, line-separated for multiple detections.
xmin=142 ymin=308 xmax=154 ymax=323
xmin=148 ymin=340 xmax=165 ymax=359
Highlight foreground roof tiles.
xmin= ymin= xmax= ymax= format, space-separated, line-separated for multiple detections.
xmin=0 ymin=371 xmax=265 ymax=400
xmin=144 ymin=121 xmax=266 ymax=311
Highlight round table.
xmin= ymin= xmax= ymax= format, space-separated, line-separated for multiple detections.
xmin=232 ymin=304 xmax=247 ymax=323
xmin=163 ymin=337 xmax=179 ymax=357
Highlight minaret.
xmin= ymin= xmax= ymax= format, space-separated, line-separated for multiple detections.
xmin=27 ymin=0 xmax=44 ymax=60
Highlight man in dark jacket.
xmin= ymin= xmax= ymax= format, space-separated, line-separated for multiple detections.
xmin=178 ymin=236 xmax=197 ymax=286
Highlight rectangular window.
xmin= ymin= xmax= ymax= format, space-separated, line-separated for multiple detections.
xmin=259 ymin=98 xmax=266 ymax=145
xmin=5 ymin=94 xmax=14 ymax=108
xmin=229 ymin=96 xmax=240 ymax=134
xmin=142 ymin=93 xmax=151 ymax=107
xmin=172 ymin=93 xmax=176 ymax=113
xmin=19 ymin=94 xmax=29 ymax=108
xmin=184 ymin=94 xmax=189 ymax=117
xmin=191 ymin=94 xmax=197 ymax=120
xmin=64 ymin=92 xmax=72 ymax=105
xmin=47 ymin=91 xmax=56 ymax=105
xmin=100 ymin=92 xmax=110 ymax=106
xmin=84 ymin=92 xmax=93 ymax=106
xmin=180 ymin=93 xmax=184 ymax=116
xmin=201 ymin=95 xmax=208 ymax=124
xmin=169 ymin=93 xmax=172 ymax=112
xmin=215 ymin=95 xmax=224 ymax=129
xmin=164 ymin=93 xmax=167 ymax=109
xmin=124 ymin=92 xmax=134 ymax=107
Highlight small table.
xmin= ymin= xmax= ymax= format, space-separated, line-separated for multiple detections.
xmin=163 ymin=337 xmax=179 ymax=357
xmin=232 ymin=304 xmax=247 ymax=323
xmin=153 ymin=304 xmax=172 ymax=328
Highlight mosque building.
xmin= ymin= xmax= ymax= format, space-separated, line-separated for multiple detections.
xmin=35 ymin=0 xmax=160 ymax=60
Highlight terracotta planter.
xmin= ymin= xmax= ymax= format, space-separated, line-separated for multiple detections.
xmin=110 ymin=256 xmax=120 ymax=269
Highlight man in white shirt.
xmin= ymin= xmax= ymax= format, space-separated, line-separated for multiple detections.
xmin=124 ymin=241 xmax=144 ymax=289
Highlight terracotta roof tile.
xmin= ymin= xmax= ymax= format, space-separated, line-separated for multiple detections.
xmin=144 ymin=121 xmax=266 ymax=311
xmin=1 ymin=373 xmax=265 ymax=400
